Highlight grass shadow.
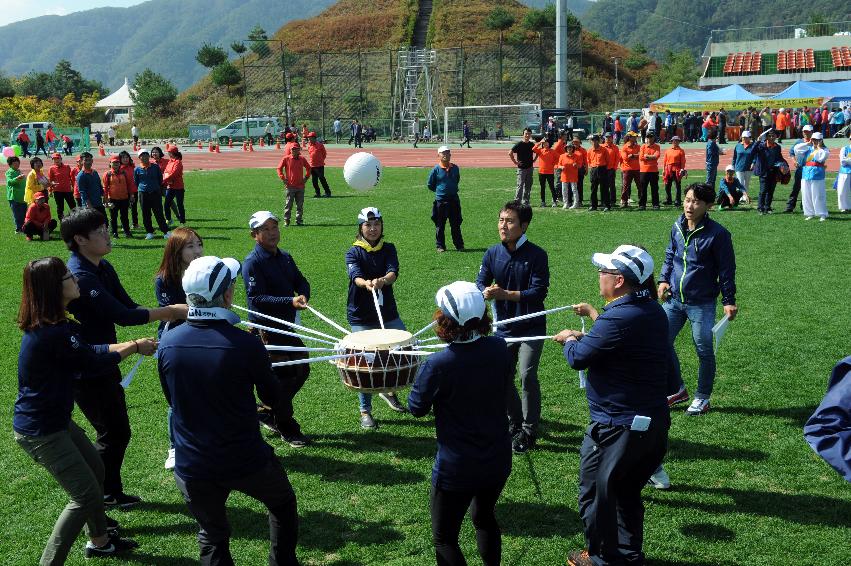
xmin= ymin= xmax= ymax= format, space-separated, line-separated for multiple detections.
xmin=497 ymin=500 xmax=582 ymax=538
xmin=710 ymin=405 xmax=815 ymax=428
xmin=679 ymin=522 xmax=736 ymax=542
xmin=667 ymin=438 xmax=768 ymax=462
xmin=536 ymin=419 xmax=583 ymax=453
xmin=279 ymin=453 xmax=424 ymax=485
xmin=313 ymin=430 xmax=435 ymax=460
xmin=118 ymin=553 xmax=198 ymax=565
xmin=299 ymin=510 xmax=404 ymax=552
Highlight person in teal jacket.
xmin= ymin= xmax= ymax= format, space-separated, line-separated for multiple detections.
xmin=6 ymin=156 xmax=28 ymax=232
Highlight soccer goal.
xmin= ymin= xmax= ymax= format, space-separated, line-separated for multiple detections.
xmin=443 ymin=104 xmax=541 ymax=144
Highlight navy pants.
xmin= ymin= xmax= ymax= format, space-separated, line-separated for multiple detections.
xmin=431 ymin=482 xmax=505 ymax=566
xmin=432 ymin=199 xmax=464 ymax=251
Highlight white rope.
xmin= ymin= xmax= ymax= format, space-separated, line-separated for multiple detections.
xmin=417 ymin=336 xmax=440 ymax=343
xmin=272 ymin=353 xmax=352 ymax=367
xmin=305 ymin=304 xmax=350 ymax=335
xmin=239 ymin=321 xmax=338 ymax=346
xmin=370 ymin=287 xmax=385 ymax=329
xmin=491 ymin=305 xmax=573 ymax=328
xmin=412 ymin=320 xmax=437 ymax=338
xmin=578 ymin=316 xmax=587 ymax=389
xmin=388 ymin=349 xmax=434 ymax=357
xmin=233 ymin=305 xmax=343 ymax=341
xmin=120 ymin=355 xmax=146 ymax=389
xmin=502 ymin=335 xmax=555 ymax=343
xmin=415 ymin=343 xmax=449 ymax=349
xmin=265 ymin=345 xmax=338 ymax=353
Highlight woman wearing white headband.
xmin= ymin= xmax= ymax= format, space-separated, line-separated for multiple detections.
xmin=798 ymin=132 xmax=830 ymax=221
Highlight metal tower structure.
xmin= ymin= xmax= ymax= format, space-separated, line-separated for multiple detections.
xmin=392 ymin=48 xmax=439 ymax=141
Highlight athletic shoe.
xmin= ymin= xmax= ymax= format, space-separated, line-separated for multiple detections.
xmin=379 ymin=392 xmax=408 ymax=413
xmin=638 ymin=206 xmax=646 ymax=211
xmin=566 ymin=549 xmax=594 ymax=566
xmin=123 ymin=232 xmax=133 ymax=238
xmin=163 ymin=232 xmax=171 ymax=239
xmin=103 ymin=492 xmax=142 ymax=509
xmin=111 ymin=233 xmax=119 ymax=239
xmin=667 ymin=386 xmax=689 ymax=408
xmin=652 ymin=205 xmax=661 ymax=210
xmin=164 ymin=448 xmax=175 ymax=470
xmin=647 ymin=466 xmax=671 ymax=489
xmin=819 ymin=217 xmax=827 ymax=222
xmin=257 ymin=409 xmax=280 ymax=435
xmin=105 ymin=516 xmax=120 ymax=537
xmin=587 ymin=206 xmax=597 ymax=211
xmin=569 ymin=203 xmax=578 ymax=209
xmin=145 ymin=233 xmax=154 ymax=240
xmin=562 ymin=204 xmax=569 ymax=209
xmin=686 ymin=397 xmax=710 ymax=416
xmin=84 ymin=535 xmax=139 ymax=558
xmin=360 ymin=412 xmax=378 ymax=430
xmin=512 ymin=430 xmax=535 ymax=454
xmin=436 ymin=247 xmax=445 ymax=253
xmin=805 ymin=216 xmax=814 ymax=220
xmin=284 ymin=220 xmax=290 ymax=227
xmin=282 ymin=433 xmax=310 ymax=448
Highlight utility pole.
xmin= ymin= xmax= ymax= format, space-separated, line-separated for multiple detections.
xmin=555 ymin=0 xmax=568 ymax=108
xmin=610 ymin=56 xmax=620 ymax=110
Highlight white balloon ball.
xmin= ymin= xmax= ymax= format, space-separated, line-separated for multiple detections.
xmin=343 ymin=152 xmax=383 ymax=191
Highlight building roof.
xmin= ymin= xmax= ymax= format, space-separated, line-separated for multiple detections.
xmin=95 ymin=78 xmax=135 ymax=108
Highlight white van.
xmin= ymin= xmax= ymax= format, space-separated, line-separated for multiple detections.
xmin=11 ymin=121 xmax=55 ymax=144
xmin=217 ymin=116 xmax=283 ymax=143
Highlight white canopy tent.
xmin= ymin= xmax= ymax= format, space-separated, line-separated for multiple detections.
xmin=95 ymin=78 xmax=136 ymax=124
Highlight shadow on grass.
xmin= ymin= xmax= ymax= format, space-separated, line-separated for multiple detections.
xmin=647 ymin=560 xmax=722 ymax=566
xmin=679 ymin=522 xmax=736 ymax=541
xmin=279 ymin=453 xmax=424 ymax=485
xmin=710 ymin=405 xmax=815 ymax=428
xmin=313 ymin=430 xmax=435 ymax=459
xmin=299 ymin=510 xmax=404 ymax=551
xmin=536 ymin=419 xmax=583 ymax=454
xmin=667 ymin=438 xmax=768 ymax=462
xmin=648 ymin=484 xmax=851 ymax=527
xmin=497 ymin=500 xmax=582 ymax=538
xmin=118 ymin=553 xmax=198 ymax=565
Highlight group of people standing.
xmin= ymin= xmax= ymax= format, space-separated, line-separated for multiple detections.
xmin=14 ymin=125 xmax=74 ymax=158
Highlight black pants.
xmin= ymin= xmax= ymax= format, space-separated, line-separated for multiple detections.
xmin=20 ymin=141 xmax=31 ymax=157
xmin=430 ymin=482 xmax=505 ymax=566
xmin=53 ymin=191 xmax=76 ymax=219
xmin=335 ymin=131 xmax=342 ymax=143
xmin=576 ymin=167 xmax=586 ymax=205
xmin=175 ymin=458 xmax=299 ymax=566
xmin=73 ymin=370 xmax=131 ymax=497
xmin=92 ymin=205 xmax=108 ymax=228
xmin=664 ymin=178 xmax=682 ymax=204
xmin=757 ymin=172 xmax=778 ymax=212
xmin=578 ymin=418 xmax=668 ymax=566
xmin=786 ymin=167 xmax=803 ymax=211
xmin=432 ymin=199 xmax=464 ymax=251
xmin=22 ymin=218 xmax=57 ymax=237
xmin=589 ymin=167 xmax=609 ymax=209
xmin=538 ymin=173 xmax=556 ymax=204
xmin=460 ymin=135 xmax=471 ymax=148
xmin=606 ymin=169 xmax=617 ymax=207
xmin=64 ymin=141 xmax=73 ymax=155
xmin=311 ymin=167 xmax=331 ymax=196
xmin=164 ymin=189 xmax=186 ymax=223
xmin=140 ymin=191 xmax=168 ymax=234
xmin=255 ymin=330 xmax=309 ymax=438
xmin=716 ymin=189 xmax=744 ymax=208
xmin=130 ymin=194 xmax=139 ymax=226
xmin=108 ymin=199 xmax=131 ymax=235
xmin=638 ymin=172 xmax=660 ymax=208
xmin=621 ymin=170 xmax=639 ymax=205
xmin=35 ymin=142 xmax=48 ymax=156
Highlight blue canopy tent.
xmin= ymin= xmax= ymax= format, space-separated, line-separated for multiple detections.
xmin=771 ymin=80 xmax=851 ymax=103
xmin=699 ymin=84 xmax=764 ymax=102
xmin=651 ymin=84 xmax=764 ymax=111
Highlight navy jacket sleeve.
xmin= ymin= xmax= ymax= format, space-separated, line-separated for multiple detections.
xmin=59 ymin=325 xmax=122 ymax=371
xmin=804 ymin=357 xmax=851 ymax=482
xmin=563 ymin=315 xmax=620 ymax=371
xmin=408 ymin=358 xmax=440 ymax=417
xmin=659 ymin=224 xmax=676 ymax=283
xmin=154 ymin=276 xmax=174 ymax=308
xmin=427 ymin=166 xmax=437 ymax=192
xmin=75 ymin=270 xmax=149 ymax=327
xmin=244 ymin=254 xmax=293 ymax=307
xmin=713 ymin=228 xmax=737 ymax=305
xmin=475 ymin=249 xmax=494 ymax=292
xmin=248 ymin=337 xmax=279 ymax=407
xmin=345 ymin=247 xmax=365 ymax=281
xmin=519 ymin=248 xmax=549 ymax=303
xmin=384 ymin=244 xmax=400 ymax=276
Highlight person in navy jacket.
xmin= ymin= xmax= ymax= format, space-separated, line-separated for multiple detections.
xmin=158 ymin=256 xmax=299 ymax=566
xmin=804 ymin=356 xmax=851 ymax=482
xmin=476 ymin=201 xmax=549 ymax=454
xmin=408 ymin=281 xmax=512 ymax=566
xmin=658 ymin=183 xmax=737 ymax=417
xmin=555 ymin=245 xmax=670 ymax=566
xmin=244 ymin=210 xmax=312 ymax=448
xmin=427 ymin=146 xmax=465 ymax=252
xmin=132 ymin=148 xmax=170 ymax=239
xmin=15 ymin=256 xmax=155 ymax=562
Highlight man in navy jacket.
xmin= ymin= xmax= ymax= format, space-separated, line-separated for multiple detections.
xmin=804 ymin=356 xmax=851 ymax=482
xmin=476 ymin=201 xmax=549 ymax=453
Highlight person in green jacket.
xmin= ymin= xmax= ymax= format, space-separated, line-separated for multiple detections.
xmin=6 ymin=156 xmax=27 ymax=232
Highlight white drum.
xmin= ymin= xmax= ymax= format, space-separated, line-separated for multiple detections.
xmin=334 ymin=329 xmax=421 ymax=393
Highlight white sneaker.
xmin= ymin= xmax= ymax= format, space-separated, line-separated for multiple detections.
xmin=647 ymin=465 xmax=671 ymax=489
xmin=804 ymin=216 xmax=813 ymax=220
xmin=819 ymin=217 xmax=827 ymax=222
xmin=562 ymin=204 xmax=569 ymax=209
xmin=145 ymin=233 xmax=155 ymax=240
xmin=569 ymin=203 xmax=578 ymax=209
xmin=686 ymin=397 xmax=710 ymax=416
xmin=164 ymin=448 xmax=175 ymax=470
xmin=163 ymin=231 xmax=171 ymax=239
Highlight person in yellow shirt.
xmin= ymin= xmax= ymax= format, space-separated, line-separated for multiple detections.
xmin=25 ymin=157 xmax=50 ymax=205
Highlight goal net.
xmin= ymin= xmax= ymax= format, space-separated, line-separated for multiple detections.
xmin=442 ymin=104 xmax=541 ymax=144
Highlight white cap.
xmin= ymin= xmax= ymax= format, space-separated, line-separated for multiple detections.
xmin=741 ymin=130 xmax=752 ymax=138
xmin=780 ymin=108 xmax=786 ymax=112
xmin=137 ymin=148 xmax=149 ymax=156
xmin=437 ymin=145 xmax=451 ymax=154
xmin=436 ymin=281 xmax=485 ymax=326
xmin=357 ymin=206 xmax=382 ymax=224
xmin=183 ymin=256 xmax=241 ymax=303
xmin=725 ymin=164 xmax=735 ymax=172
xmin=811 ymin=132 xmax=823 ymax=140
xmin=591 ymin=245 xmax=655 ymax=284
xmin=249 ymin=211 xmax=278 ymax=230
xmin=802 ymin=125 xmax=813 ymax=132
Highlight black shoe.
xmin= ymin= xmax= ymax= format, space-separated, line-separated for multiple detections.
xmin=84 ymin=534 xmax=139 ymax=558
xmin=111 ymin=232 xmax=119 ymax=238
xmin=313 ymin=194 xmax=321 ymax=198
xmin=103 ymin=493 xmax=141 ymax=509
xmin=106 ymin=516 xmax=120 ymax=537
xmin=652 ymin=205 xmax=661 ymax=210
xmin=663 ymin=200 xmax=673 ymax=206
xmin=258 ymin=408 xmax=281 ymax=435
xmin=674 ymin=201 xmax=682 ymax=206
xmin=512 ymin=431 xmax=535 ymax=454
xmin=587 ymin=206 xmax=598 ymax=211
xmin=324 ymin=192 xmax=332 ymax=197
xmin=123 ymin=232 xmax=133 ymax=238
xmin=282 ymin=433 xmax=310 ymax=448
xmin=638 ymin=206 xmax=646 ymax=211
xmin=379 ymin=392 xmax=409 ymax=413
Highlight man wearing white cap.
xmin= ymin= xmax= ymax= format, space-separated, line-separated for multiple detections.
xmin=555 ymin=245 xmax=670 ymax=566
xmin=159 ymin=256 xmax=299 ymax=566
xmin=716 ymin=165 xmax=749 ymax=209
xmin=837 ymin=131 xmax=851 ymax=213
xmin=784 ymin=124 xmax=814 ymax=213
xmin=427 ymin=146 xmax=464 ymax=252
xmin=731 ymin=130 xmax=756 ymax=194
xmin=798 ymin=132 xmax=830 ymax=221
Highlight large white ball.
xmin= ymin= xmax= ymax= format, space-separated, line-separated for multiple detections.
xmin=343 ymin=152 xmax=383 ymax=191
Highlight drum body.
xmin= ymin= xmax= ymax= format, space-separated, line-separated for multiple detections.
xmin=335 ymin=329 xmax=421 ymax=392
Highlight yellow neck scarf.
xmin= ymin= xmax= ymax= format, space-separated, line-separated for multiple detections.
xmin=352 ymin=238 xmax=384 ymax=252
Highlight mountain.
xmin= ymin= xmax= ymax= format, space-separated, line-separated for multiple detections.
xmin=581 ymin=0 xmax=851 ymax=61
xmin=0 ymin=0 xmax=337 ymax=91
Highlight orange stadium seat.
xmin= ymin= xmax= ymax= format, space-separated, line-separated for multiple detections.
xmin=750 ymin=51 xmax=762 ymax=72
xmin=796 ymin=49 xmax=805 ymax=70
xmin=805 ymin=48 xmax=815 ymax=69
xmin=778 ymin=50 xmax=787 ymax=71
xmin=831 ymin=47 xmax=843 ymax=68
xmin=742 ymin=52 xmax=752 ymax=72
xmin=723 ymin=53 xmax=735 ymax=73
xmin=842 ymin=46 xmax=851 ymax=67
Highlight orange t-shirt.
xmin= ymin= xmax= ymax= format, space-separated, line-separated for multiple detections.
xmin=102 ymin=170 xmax=131 ymax=200
xmin=604 ymin=143 xmax=620 ymax=169
xmin=533 ymin=146 xmax=560 ymax=175
xmin=639 ymin=144 xmax=661 ymax=173
xmin=557 ymin=153 xmax=579 ymax=183
xmin=620 ymin=143 xmax=640 ymax=171
xmin=587 ymin=146 xmax=609 ymax=168
xmin=572 ymin=145 xmax=587 ymax=169
xmin=663 ymin=147 xmax=686 ymax=170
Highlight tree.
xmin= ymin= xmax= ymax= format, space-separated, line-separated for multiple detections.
xmin=0 ymin=71 xmax=13 ymax=98
xmin=248 ymin=25 xmax=271 ymax=58
xmin=647 ymin=50 xmax=700 ymax=98
xmin=131 ymin=69 xmax=178 ymax=117
xmin=196 ymin=43 xmax=228 ymax=68
xmin=485 ymin=7 xmax=515 ymax=31
xmin=523 ymin=4 xmax=556 ymax=30
xmin=211 ymin=62 xmax=242 ymax=93
xmin=230 ymin=42 xmax=247 ymax=55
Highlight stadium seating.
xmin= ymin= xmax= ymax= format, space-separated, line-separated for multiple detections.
xmin=714 ymin=46 xmax=850 ymax=76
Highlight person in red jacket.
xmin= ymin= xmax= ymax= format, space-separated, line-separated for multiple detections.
xmin=162 ymin=147 xmax=186 ymax=225
xmin=45 ymin=125 xmax=58 ymax=153
xmin=48 ymin=152 xmax=76 ymax=220
xmin=117 ymin=151 xmax=138 ymax=229
xmin=276 ymin=144 xmax=312 ymax=226
xmin=306 ymin=132 xmax=331 ymax=198
xmin=638 ymin=133 xmax=662 ymax=210
xmin=283 ymin=132 xmax=298 ymax=157
xmin=103 ymin=157 xmax=132 ymax=238
xmin=662 ymin=137 xmax=687 ymax=206
xmin=61 ymin=133 xmax=74 ymax=155
xmin=17 ymin=128 xmax=31 ymax=157
xmin=22 ymin=192 xmax=57 ymax=241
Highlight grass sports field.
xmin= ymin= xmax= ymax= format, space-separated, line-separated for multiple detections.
xmin=0 ymin=164 xmax=849 ymax=565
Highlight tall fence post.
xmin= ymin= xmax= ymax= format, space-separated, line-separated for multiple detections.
xmin=539 ymin=32 xmax=544 ymax=108
xmin=498 ymin=32 xmax=504 ymax=105
xmin=318 ymin=51 xmax=325 ymax=140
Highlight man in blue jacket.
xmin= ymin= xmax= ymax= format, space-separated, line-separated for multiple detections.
xmin=159 ymin=255 xmax=299 ymax=566
xmin=659 ymin=183 xmax=738 ymax=415
xmin=804 ymin=356 xmax=851 ymax=482
xmin=705 ymin=131 xmax=720 ymax=188
xmin=427 ymin=146 xmax=464 ymax=252
xmin=476 ymin=201 xmax=549 ymax=453
xmin=243 ymin=210 xmax=311 ymax=448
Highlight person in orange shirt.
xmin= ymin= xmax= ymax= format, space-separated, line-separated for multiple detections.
xmin=662 ymin=136 xmax=687 ymax=206
xmin=103 ymin=156 xmax=133 ymax=238
xmin=276 ymin=144 xmax=312 ymax=226
xmin=586 ymin=135 xmax=610 ymax=211
xmin=307 ymin=132 xmax=331 ymax=198
xmin=283 ymin=132 xmax=298 ymax=157
xmin=22 ymin=192 xmax=57 ymax=241
xmin=70 ymin=155 xmax=83 ymax=207
xmin=638 ymin=132 xmax=662 ymax=210
xmin=775 ymin=109 xmax=788 ymax=140
xmin=620 ymin=132 xmax=641 ymax=207
xmin=557 ymin=144 xmax=580 ymax=209
xmin=533 ymin=138 xmax=561 ymax=207
xmin=603 ymin=132 xmax=620 ymax=210
xmin=48 ymin=152 xmax=76 ymax=220
xmin=162 ymin=147 xmax=185 ymax=225
xmin=571 ymin=135 xmax=588 ymax=207
xmin=301 ymin=123 xmax=309 ymax=148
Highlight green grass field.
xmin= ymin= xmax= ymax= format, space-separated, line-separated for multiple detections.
xmin=1 ymin=166 xmax=849 ymax=565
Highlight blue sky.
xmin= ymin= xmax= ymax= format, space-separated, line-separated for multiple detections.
xmin=0 ymin=1 xmax=147 ymax=27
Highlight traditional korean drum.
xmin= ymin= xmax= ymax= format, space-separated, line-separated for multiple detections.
xmin=334 ymin=329 xmax=421 ymax=393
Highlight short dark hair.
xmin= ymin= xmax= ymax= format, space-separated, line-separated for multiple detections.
xmin=6 ymin=156 xmax=19 ymax=166
xmin=29 ymin=157 xmax=43 ymax=169
xmin=523 ymin=127 xmax=533 ymax=134
xmin=60 ymin=207 xmax=107 ymax=252
xmin=433 ymin=308 xmax=492 ymax=343
xmin=80 ymin=151 xmax=92 ymax=159
xmin=684 ymin=183 xmax=715 ymax=204
xmin=501 ymin=201 xmax=533 ymax=225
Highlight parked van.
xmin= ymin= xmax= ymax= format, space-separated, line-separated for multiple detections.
xmin=217 ymin=116 xmax=283 ymax=143
xmin=10 ymin=121 xmax=55 ymax=144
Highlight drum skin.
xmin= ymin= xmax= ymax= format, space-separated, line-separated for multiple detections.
xmin=335 ymin=329 xmax=421 ymax=392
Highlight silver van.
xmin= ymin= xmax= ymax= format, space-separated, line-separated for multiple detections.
xmin=217 ymin=116 xmax=283 ymax=143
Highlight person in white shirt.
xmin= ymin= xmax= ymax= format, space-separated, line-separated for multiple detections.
xmin=107 ymin=126 xmax=116 ymax=146
xmin=422 ymin=125 xmax=431 ymax=142
xmin=130 ymin=124 xmax=139 ymax=144
xmin=333 ymin=118 xmax=342 ymax=144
